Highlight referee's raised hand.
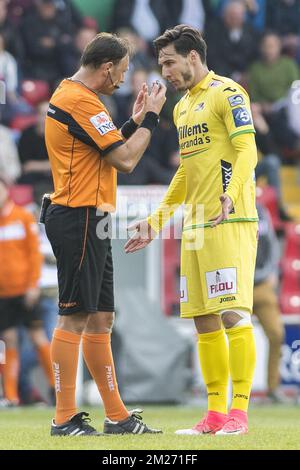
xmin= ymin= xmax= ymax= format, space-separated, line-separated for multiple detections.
xmin=146 ymin=81 xmax=167 ymax=115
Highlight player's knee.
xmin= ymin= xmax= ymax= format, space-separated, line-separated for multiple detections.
xmin=221 ymin=309 xmax=252 ymax=329
xmin=57 ymin=312 xmax=88 ymax=335
xmin=1 ymin=329 xmax=18 ymax=348
xmin=194 ymin=313 xmax=221 ymax=333
xmin=103 ymin=312 xmax=115 ymax=332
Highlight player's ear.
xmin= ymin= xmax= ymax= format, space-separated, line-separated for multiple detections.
xmin=189 ymin=50 xmax=198 ymax=64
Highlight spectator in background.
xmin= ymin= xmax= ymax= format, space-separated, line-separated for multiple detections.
xmin=0 ymin=124 xmax=21 ymax=182
xmin=7 ymin=0 xmax=36 ymax=26
xmin=111 ymin=0 xmax=167 ymax=43
xmin=0 ymin=176 xmax=54 ymax=407
xmin=248 ymin=32 xmax=300 ymax=151
xmin=114 ymin=68 xmax=175 ymax=185
xmin=0 ymin=0 xmax=23 ymax=61
xmin=266 ymin=0 xmax=300 ymax=37
xmin=114 ymin=27 xmax=155 ymax=98
xmin=164 ymin=0 xmax=206 ymax=33
xmin=20 ymin=0 xmax=75 ymax=86
xmin=252 ymin=103 xmax=292 ymax=221
xmin=64 ymin=24 xmax=98 ymax=76
xmin=253 ymin=203 xmax=287 ymax=404
xmin=18 ymin=101 xmax=53 ymax=194
xmin=0 ymin=31 xmax=18 ymax=105
xmin=0 ymin=32 xmax=31 ymax=125
xmin=205 ymin=0 xmax=258 ymax=81
xmin=216 ymin=0 xmax=266 ymax=31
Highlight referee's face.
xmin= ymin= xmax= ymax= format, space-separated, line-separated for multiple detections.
xmin=158 ymin=44 xmax=194 ymax=92
xmin=103 ymin=54 xmax=130 ymax=95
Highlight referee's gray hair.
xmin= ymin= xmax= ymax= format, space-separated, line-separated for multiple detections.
xmin=81 ymin=32 xmax=131 ymax=69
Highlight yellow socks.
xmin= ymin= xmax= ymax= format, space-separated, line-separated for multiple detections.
xmin=197 ymin=329 xmax=229 ymax=414
xmin=226 ymin=325 xmax=256 ymax=412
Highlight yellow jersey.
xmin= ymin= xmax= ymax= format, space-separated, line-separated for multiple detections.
xmin=148 ymin=70 xmax=258 ymax=232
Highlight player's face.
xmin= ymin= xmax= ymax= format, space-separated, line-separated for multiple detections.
xmin=158 ymin=44 xmax=194 ymax=92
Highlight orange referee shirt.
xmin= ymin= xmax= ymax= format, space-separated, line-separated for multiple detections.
xmin=0 ymin=203 xmax=43 ymax=297
xmin=45 ymin=79 xmax=124 ymax=210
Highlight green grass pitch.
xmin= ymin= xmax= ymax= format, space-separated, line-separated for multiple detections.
xmin=0 ymin=405 xmax=300 ymax=450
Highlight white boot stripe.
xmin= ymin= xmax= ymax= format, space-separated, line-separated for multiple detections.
xmin=70 ymin=428 xmax=80 ymax=435
xmin=133 ymin=423 xmax=140 ymax=433
xmin=138 ymin=425 xmax=145 ymax=434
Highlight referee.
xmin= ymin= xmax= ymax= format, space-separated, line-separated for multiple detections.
xmin=45 ymin=32 xmax=166 ymax=436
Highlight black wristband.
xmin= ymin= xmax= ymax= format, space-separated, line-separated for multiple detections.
xmin=140 ymin=111 xmax=159 ymax=133
xmin=121 ymin=117 xmax=139 ymax=139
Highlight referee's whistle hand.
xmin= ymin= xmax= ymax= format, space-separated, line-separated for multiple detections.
xmin=124 ymin=219 xmax=156 ymax=253
xmin=209 ymin=194 xmax=233 ymax=228
xmin=147 ymin=82 xmax=167 ymax=115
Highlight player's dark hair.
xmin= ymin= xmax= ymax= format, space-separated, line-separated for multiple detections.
xmin=153 ymin=24 xmax=207 ymax=64
xmin=80 ymin=32 xmax=131 ymax=69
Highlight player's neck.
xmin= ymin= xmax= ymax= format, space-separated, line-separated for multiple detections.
xmin=190 ymin=65 xmax=209 ymax=90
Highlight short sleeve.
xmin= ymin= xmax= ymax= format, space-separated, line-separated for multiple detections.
xmin=71 ymin=96 xmax=123 ymax=155
xmin=216 ymin=84 xmax=256 ymax=140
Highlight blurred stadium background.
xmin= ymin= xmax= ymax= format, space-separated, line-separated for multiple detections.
xmin=0 ymin=0 xmax=300 ymax=436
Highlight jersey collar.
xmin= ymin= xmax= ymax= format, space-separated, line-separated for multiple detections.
xmin=188 ymin=70 xmax=214 ymax=96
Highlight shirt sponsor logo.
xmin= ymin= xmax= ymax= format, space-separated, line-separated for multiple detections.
xmin=180 ymin=276 xmax=188 ymax=303
xmin=209 ymin=80 xmax=222 ymax=87
xmin=90 ymin=111 xmax=116 ymax=135
xmin=194 ymin=102 xmax=205 ymax=112
xmin=228 ymin=94 xmax=245 ymax=107
xmin=178 ymin=123 xmax=208 ymax=139
xmin=206 ymin=268 xmax=237 ymax=299
xmin=232 ymin=107 xmax=252 ymax=127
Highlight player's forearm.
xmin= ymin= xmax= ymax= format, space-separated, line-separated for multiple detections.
xmin=147 ymin=163 xmax=186 ymax=233
xmin=226 ymin=133 xmax=257 ymax=205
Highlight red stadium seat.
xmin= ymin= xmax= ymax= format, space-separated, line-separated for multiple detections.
xmin=21 ymin=79 xmax=50 ymax=106
xmin=256 ymin=185 xmax=282 ymax=231
xmin=9 ymin=184 xmax=34 ymax=206
xmin=10 ymin=114 xmax=37 ymax=131
xmin=283 ymin=223 xmax=300 ymax=259
xmin=281 ymin=257 xmax=300 ymax=293
xmin=280 ymin=291 xmax=300 ymax=315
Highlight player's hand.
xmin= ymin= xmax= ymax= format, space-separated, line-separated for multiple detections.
xmin=146 ymin=81 xmax=167 ymax=115
xmin=24 ymin=287 xmax=41 ymax=309
xmin=209 ymin=194 xmax=233 ymax=227
xmin=132 ymin=83 xmax=148 ymax=125
xmin=124 ymin=219 xmax=157 ymax=253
